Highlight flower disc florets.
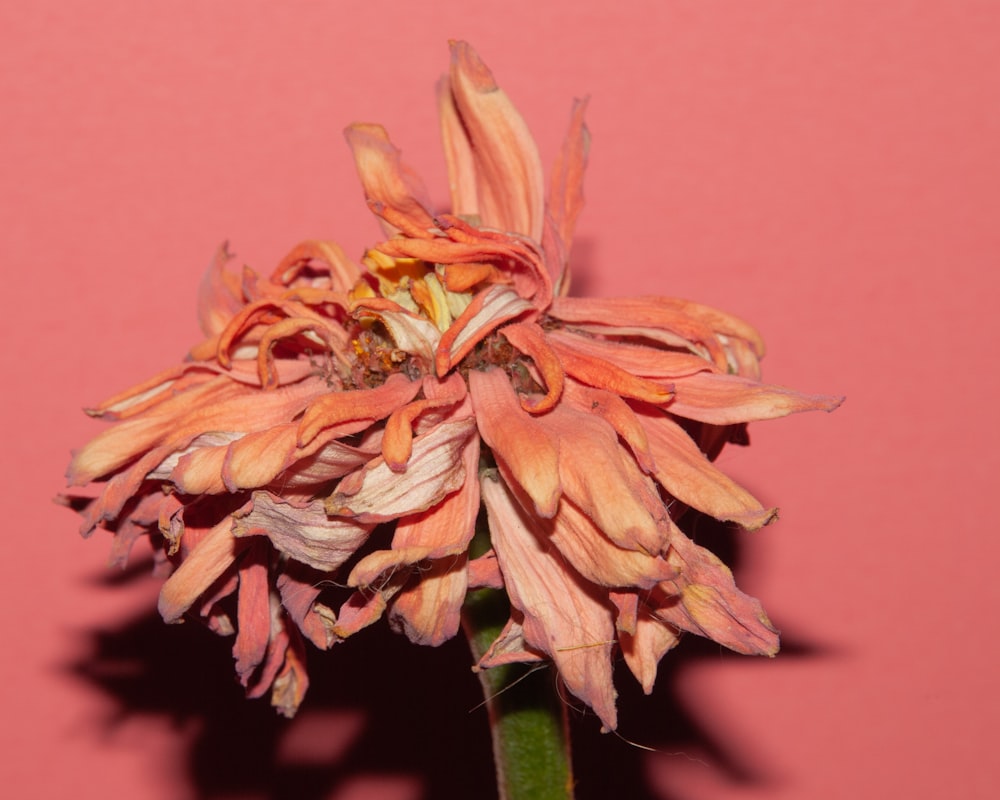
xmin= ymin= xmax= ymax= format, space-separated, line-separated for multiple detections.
xmin=64 ymin=42 xmax=841 ymax=728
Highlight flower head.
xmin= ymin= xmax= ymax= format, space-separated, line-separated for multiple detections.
xmin=65 ymin=42 xmax=841 ymax=728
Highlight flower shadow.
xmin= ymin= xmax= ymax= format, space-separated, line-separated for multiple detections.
xmin=66 ymin=513 xmax=818 ymax=800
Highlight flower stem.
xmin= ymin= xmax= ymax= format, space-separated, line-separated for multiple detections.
xmin=462 ymin=584 xmax=575 ymax=800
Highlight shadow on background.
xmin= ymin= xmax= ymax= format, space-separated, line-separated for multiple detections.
xmin=66 ymin=514 xmax=819 ymax=800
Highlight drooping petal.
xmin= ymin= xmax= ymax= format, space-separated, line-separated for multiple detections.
xmin=469 ymin=368 xmax=561 ymax=517
xmin=233 ymin=539 xmax=272 ymax=686
xmin=388 ymin=555 xmax=469 ymax=646
xmin=656 ymin=531 xmax=779 ymax=656
xmin=543 ymin=403 xmax=670 ymax=555
xmin=633 ymin=404 xmax=778 ymax=530
xmin=159 ymin=516 xmax=250 ymax=623
xmin=232 ymin=491 xmax=372 ymax=573
xmin=481 ymin=472 xmax=618 ymax=731
xmin=448 ymin=41 xmax=545 ymax=243
xmin=545 ymin=329 xmax=718 ymax=380
xmin=669 ymin=372 xmax=845 ymax=425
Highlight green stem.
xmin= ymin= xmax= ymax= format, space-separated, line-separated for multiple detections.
xmin=462 ymin=584 xmax=575 ymax=800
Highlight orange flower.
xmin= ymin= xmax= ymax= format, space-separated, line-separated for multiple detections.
xmin=64 ymin=42 xmax=841 ymax=727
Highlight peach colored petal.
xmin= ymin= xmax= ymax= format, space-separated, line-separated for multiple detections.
xmin=561 ymin=378 xmax=656 ymax=473
xmin=499 ymin=321 xmax=565 ymax=412
xmin=343 ymin=123 xmax=436 ymax=238
xmin=352 ymin=303 xmax=441 ymax=362
xmin=158 ymin=516 xmax=249 ymax=624
xmin=547 ymin=97 xmax=590 ymax=295
xmin=436 ymin=75 xmax=478 ymax=219
xmin=256 ymin=317 xmax=347 ymax=389
xmin=448 ymin=41 xmax=545 ymax=243
xmin=269 ymin=626 xmax=310 ymax=718
xmin=233 ymin=539 xmax=272 ymax=686
xmin=550 ymin=296 xmax=729 ymax=368
xmin=326 ymin=417 xmax=476 ymax=522
xmin=481 ymin=472 xmax=618 ymax=730
xmin=633 ymin=405 xmax=777 ymax=530
xmin=297 ymin=372 xmax=421 ymax=447
xmin=669 ymin=372 xmax=845 ymax=425
xmin=545 ymin=404 xmax=670 ymax=555
xmin=477 ymin=616 xmax=545 ymax=667
xmin=656 ymin=532 xmax=779 ymax=656
xmin=617 ymin=599 xmax=681 ymax=694
xmin=468 ymin=551 xmax=504 ymax=589
xmin=232 ymin=491 xmax=373 ymax=572
xmin=435 ymin=285 xmax=534 ymax=376
xmin=545 ymin=329 xmax=718 ymax=380
xmin=542 ymin=498 xmax=676 ymax=589
xmin=348 ymin=429 xmax=479 ymax=587
xmin=381 ymin=372 xmax=467 ymax=471
xmin=468 ymin=368 xmax=561 ymax=517
xmin=71 ymin=375 xmax=329 ymax=487
xmin=546 ymin=335 xmax=675 ymax=406
xmin=388 ymin=556 xmax=469 ymax=646
xmin=276 ymin=562 xmax=333 ymax=649
xmin=197 ymin=242 xmax=245 ymax=337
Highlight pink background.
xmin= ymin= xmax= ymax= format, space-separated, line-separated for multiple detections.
xmin=3 ymin=1 xmax=997 ymax=798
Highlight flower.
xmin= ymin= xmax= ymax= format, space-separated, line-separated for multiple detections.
xmin=64 ymin=41 xmax=841 ymax=729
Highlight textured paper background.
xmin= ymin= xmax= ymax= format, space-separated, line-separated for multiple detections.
xmin=3 ymin=2 xmax=997 ymax=798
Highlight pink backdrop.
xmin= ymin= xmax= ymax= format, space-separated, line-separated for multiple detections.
xmin=4 ymin=2 xmax=997 ymax=798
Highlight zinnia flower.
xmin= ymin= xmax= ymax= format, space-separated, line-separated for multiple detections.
xmin=65 ymin=41 xmax=841 ymax=730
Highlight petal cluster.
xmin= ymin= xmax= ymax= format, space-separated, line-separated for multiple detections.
xmin=64 ymin=42 xmax=841 ymax=727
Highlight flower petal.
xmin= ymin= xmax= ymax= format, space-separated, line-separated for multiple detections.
xmin=469 ymin=368 xmax=561 ymax=517
xmin=159 ymin=516 xmax=250 ymax=624
xmin=634 ymin=405 xmax=777 ymax=529
xmin=326 ymin=417 xmax=476 ymax=522
xmin=481 ymin=472 xmax=618 ymax=730
xmin=232 ymin=491 xmax=372 ymax=572
xmin=448 ymin=41 xmax=545 ymax=242
xmin=669 ymin=372 xmax=845 ymax=425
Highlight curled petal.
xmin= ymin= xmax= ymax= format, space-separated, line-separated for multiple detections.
xmin=272 ymin=239 xmax=362 ymax=293
xmin=297 ymin=373 xmax=421 ymax=447
xmin=562 ymin=379 xmax=656 ymax=473
xmin=382 ymin=372 xmax=467 ymax=470
xmin=546 ymin=335 xmax=674 ymax=405
xmin=500 ymin=321 xmax=564 ymax=412
xmin=233 ymin=539 xmax=272 ymax=686
xmin=388 ymin=556 xmax=469 ymax=646
xmin=546 ymin=329 xmax=718 ymax=380
xmin=353 ymin=304 xmax=441 ymax=362
xmin=435 ymin=285 xmax=533 ymax=376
